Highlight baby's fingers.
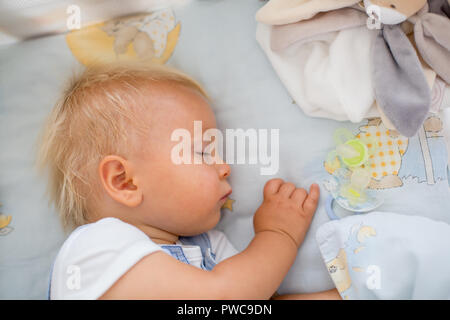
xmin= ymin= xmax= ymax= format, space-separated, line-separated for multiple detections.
xmin=291 ymin=187 xmax=307 ymax=205
xmin=302 ymin=183 xmax=320 ymax=215
xmin=263 ymin=178 xmax=284 ymax=198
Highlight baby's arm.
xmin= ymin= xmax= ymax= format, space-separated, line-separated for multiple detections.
xmin=100 ymin=179 xmax=319 ymax=300
xmin=273 ymin=289 xmax=341 ymax=300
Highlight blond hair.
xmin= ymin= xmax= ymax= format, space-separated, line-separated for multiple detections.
xmin=37 ymin=61 xmax=208 ymax=230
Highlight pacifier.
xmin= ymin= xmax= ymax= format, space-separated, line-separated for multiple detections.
xmin=323 ymin=128 xmax=383 ymax=218
xmin=326 ymin=128 xmax=368 ymax=170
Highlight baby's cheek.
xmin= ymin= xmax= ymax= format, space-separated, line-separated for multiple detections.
xmin=186 ymin=167 xmax=220 ymax=202
xmin=161 ymin=163 xmax=220 ymax=208
xmin=195 ymin=165 xmax=220 ymax=190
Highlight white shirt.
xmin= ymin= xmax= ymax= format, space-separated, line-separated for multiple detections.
xmin=49 ymin=217 xmax=238 ymax=300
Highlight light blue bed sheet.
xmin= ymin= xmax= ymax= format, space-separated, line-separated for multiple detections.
xmin=317 ymin=211 xmax=450 ymax=299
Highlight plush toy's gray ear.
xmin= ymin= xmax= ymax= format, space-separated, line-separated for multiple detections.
xmin=372 ymin=25 xmax=431 ymax=137
xmin=414 ymin=13 xmax=450 ymax=84
xmin=444 ymin=0 xmax=450 ymax=17
xmin=427 ymin=0 xmax=450 ymax=18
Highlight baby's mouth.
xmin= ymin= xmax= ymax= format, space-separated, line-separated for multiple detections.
xmin=220 ymin=190 xmax=232 ymax=201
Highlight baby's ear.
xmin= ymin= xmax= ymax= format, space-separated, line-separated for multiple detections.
xmin=99 ymin=155 xmax=143 ymax=207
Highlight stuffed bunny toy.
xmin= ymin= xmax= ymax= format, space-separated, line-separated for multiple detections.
xmin=365 ymin=0 xmax=450 ymax=136
xmin=256 ymin=0 xmax=450 ymax=137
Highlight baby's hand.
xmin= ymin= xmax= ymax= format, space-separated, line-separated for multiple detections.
xmin=253 ymin=179 xmax=320 ymax=248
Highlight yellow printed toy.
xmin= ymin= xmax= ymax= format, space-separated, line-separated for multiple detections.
xmin=0 ymin=202 xmax=13 ymax=236
xmin=66 ymin=8 xmax=180 ymax=66
xmin=356 ymin=119 xmax=408 ymax=189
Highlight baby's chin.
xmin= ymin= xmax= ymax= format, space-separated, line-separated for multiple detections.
xmin=183 ymin=207 xmax=222 ymax=236
xmin=201 ymin=207 xmax=222 ymax=231
xmin=177 ymin=206 xmax=221 ymax=236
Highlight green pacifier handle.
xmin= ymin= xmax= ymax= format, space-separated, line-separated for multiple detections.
xmin=341 ymin=139 xmax=368 ymax=168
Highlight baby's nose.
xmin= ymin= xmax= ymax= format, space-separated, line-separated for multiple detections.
xmin=218 ymin=163 xmax=231 ymax=179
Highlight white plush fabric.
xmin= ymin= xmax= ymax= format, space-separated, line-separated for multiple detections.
xmin=256 ymin=21 xmax=380 ymax=123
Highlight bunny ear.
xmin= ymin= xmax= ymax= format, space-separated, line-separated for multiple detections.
xmin=270 ymin=8 xmax=368 ymax=52
xmin=444 ymin=0 xmax=450 ymax=17
xmin=414 ymin=13 xmax=450 ymax=83
xmin=427 ymin=0 xmax=450 ymax=17
xmin=372 ymin=25 xmax=431 ymax=137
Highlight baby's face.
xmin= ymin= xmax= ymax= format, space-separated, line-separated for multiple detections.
xmin=129 ymin=83 xmax=231 ymax=236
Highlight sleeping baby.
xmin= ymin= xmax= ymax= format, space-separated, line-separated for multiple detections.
xmin=38 ymin=61 xmax=340 ymax=300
